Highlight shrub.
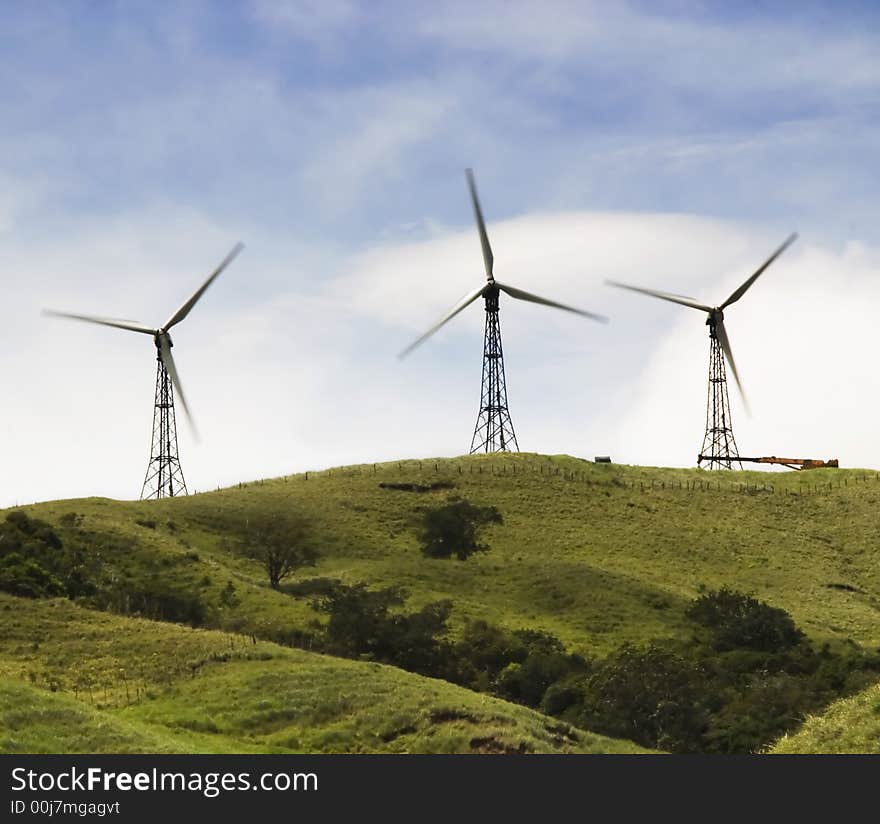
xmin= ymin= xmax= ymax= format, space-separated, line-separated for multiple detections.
xmin=312 ymin=583 xmax=452 ymax=677
xmin=494 ymin=653 xmax=574 ymax=708
xmin=541 ymin=680 xmax=585 ymax=716
xmin=418 ymin=499 xmax=502 ymax=560
xmin=578 ymin=643 xmax=708 ymax=753
xmin=0 ymin=553 xmax=65 ymax=598
xmin=686 ymin=588 xmax=803 ymax=652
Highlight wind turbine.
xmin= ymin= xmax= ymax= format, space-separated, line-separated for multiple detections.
xmin=400 ymin=169 xmax=607 ymax=454
xmin=44 ymin=243 xmax=244 ymax=498
xmin=607 ymin=233 xmax=797 ymax=469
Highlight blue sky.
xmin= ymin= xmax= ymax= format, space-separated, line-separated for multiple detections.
xmin=5 ymin=1 xmax=879 ymax=242
xmin=2 ymin=1 xmax=880 ymax=505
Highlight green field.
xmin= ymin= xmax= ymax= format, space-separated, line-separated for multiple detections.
xmin=771 ymin=681 xmax=880 ymax=754
xmin=3 ymin=452 xmax=880 ymax=753
xmin=0 ymin=595 xmax=645 ymax=754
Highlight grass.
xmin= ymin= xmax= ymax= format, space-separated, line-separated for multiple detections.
xmin=0 ymin=595 xmax=647 ymax=754
xmin=0 ymin=679 xmax=192 ymax=754
xmin=5 ymin=452 xmax=880 ymax=751
xmin=22 ymin=454 xmax=880 ymax=654
xmin=770 ymin=682 xmax=880 ymax=754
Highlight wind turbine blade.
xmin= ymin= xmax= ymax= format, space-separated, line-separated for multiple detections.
xmin=605 ymin=280 xmax=713 ymax=313
xmin=465 ymin=169 xmax=494 ymax=280
xmin=399 ymin=283 xmax=488 ymax=358
xmin=495 ymin=282 xmax=608 ymax=322
xmin=721 ymin=232 xmax=798 ymax=309
xmin=42 ymin=309 xmax=156 ymax=335
xmin=715 ymin=318 xmax=749 ymax=415
xmin=163 ymin=242 xmax=244 ymax=331
xmin=158 ymin=336 xmax=198 ymax=438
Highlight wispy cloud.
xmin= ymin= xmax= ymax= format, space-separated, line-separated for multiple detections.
xmin=2 ymin=3 xmax=880 ymax=506
xmin=250 ymin=0 xmax=361 ymax=39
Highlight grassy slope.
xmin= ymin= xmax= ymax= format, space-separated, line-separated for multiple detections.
xmin=0 ymin=595 xmax=646 ymax=754
xmin=6 ymin=453 xmax=880 ymax=752
xmin=770 ymin=682 xmax=880 ymax=754
xmin=21 ymin=454 xmax=880 ymax=655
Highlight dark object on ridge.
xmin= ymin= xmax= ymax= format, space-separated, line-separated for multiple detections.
xmin=378 ymin=481 xmax=455 ymax=493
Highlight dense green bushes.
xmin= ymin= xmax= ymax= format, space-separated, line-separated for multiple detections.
xmin=0 ymin=512 xmax=95 ymax=598
xmin=0 ymin=511 xmax=207 ymax=627
xmin=287 ymin=579 xmax=880 ymax=753
xmin=4 ymin=504 xmax=878 ymax=753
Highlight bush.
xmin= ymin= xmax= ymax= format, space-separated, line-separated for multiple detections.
xmin=686 ymin=588 xmax=803 ymax=652
xmin=418 ymin=499 xmax=502 ymax=560
xmin=0 ymin=512 xmax=83 ymax=598
xmin=540 ymin=680 xmax=585 ymax=716
xmin=578 ymin=643 xmax=708 ymax=753
xmin=0 ymin=553 xmax=65 ymax=598
xmin=312 ymin=583 xmax=452 ymax=677
xmin=494 ymin=653 xmax=574 ymax=708
xmin=452 ymin=620 xmax=527 ymax=686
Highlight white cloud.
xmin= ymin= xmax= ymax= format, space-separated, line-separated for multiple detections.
xmin=300 ymin=84 xmax=455 ymax=214
xmin=2 ymin=3 xmax=880 ymax=509
xmin=338 ymin=210 xmax=876 ymax=474
xmin=3 ymin=207 xmax=879 ymax=509
xmin=250 ymin=0 xmax=360 ymax=38
xmin=416 ymin=1 xmax=880 ymax=99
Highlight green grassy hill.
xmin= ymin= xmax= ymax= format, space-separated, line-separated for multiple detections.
xmin=4 ymin=452 xmax=880 ymax=753
xmin=22 ymin=454 xmax=880 ymax=652
xmin=0 ymin=595 xmax=646 ymax=754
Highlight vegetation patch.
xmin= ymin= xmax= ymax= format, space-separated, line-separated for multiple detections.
xmin=379 ymin=481 xmax=455 ymax=493
xmin=418 ymin=499 xmax=503 ymax=560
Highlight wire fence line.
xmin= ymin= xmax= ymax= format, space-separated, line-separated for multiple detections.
xmin=18 ymin=633 xmax=261 ymax=711
xmin=219 ymin=459 xmax=880 ymax=500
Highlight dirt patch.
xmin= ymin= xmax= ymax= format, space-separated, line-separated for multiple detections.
xmin=543 ymin=721 xmax=580 ymax=745
xmin=826 ymin=582 xmax=864 ymax=594
xmin=469 ymin=736 xmax=531 ymax=754
xmin=379 ymin=724 xmax=418 ymax=743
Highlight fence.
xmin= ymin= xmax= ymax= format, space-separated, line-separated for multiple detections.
xmin=214 ymin=459 xmax=880 ymax=500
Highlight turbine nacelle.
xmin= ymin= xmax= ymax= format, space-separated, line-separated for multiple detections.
xmin=399 ymin=169 xmax=606 ymax=358
xmin=43 ymin=242 xmax=245 ymax=439
xmin=606 ymin=232 xmax=798 ymax=413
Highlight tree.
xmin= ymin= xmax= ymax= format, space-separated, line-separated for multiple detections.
xmin=418 ymin=499 xmax=502 ymax=560
xmin=241 ymin=516 xmax=318 ymax=589
xmin=313 ymin=583 xmax=452 ymax=676
xmin=578 ymin=643 xmax=708 ymax=752
xmin=686 ymin=587 xmax=803 ymax=652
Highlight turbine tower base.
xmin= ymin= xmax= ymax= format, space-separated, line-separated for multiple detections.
xmin=141 ymin=352 xmax=188 ymax=499
xmin=699 ymin=323 xmax=742 ymax=470
xmin=470 ymin=287 xmax=519 ymax=454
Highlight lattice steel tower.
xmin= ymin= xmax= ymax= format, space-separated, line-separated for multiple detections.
xmin=608 ymin=233 xmax=798 ymax=470
xmin=699 ymin=315 xmax=741 ymax=470
xmin=399 ymin=169 xmax=606 ymax=452
xmin=470 ymin=285 xmax=518 ymax=453
xmin=141 ymin=344 xmax=188 ymax=499
xmin=43 ymin=243 xmax=244 ymax=496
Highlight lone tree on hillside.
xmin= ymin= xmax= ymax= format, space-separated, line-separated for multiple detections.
xmin=418 ymin=499 xmax=502 ymax=560
xmin=241 ymin=516 xmax=318 ymax=589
